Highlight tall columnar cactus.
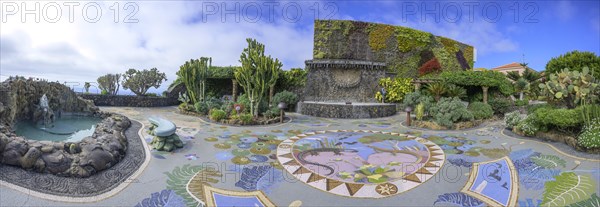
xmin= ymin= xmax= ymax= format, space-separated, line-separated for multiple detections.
xmin=177 ymin=57 xmax=211 ymax=104
xmin=235 ymin=38 xmax=282 ymax=117
xmin=538 ymin=67 xmax=598 ymax=109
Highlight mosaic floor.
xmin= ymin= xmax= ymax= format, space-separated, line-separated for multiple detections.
xmin=0 ymin=106 xmax=598 ymax=207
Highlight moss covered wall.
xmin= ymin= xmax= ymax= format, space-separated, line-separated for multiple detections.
xmin=313 ymin=20 xmax=474 ymax=78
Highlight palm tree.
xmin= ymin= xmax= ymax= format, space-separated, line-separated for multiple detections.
xmin=506 ymin=67 xmax=542 ymax=100
xmin=426 ymin=82 xmax=447 ymax=102
xmin=445 ymin=84 xmax=467 ymax=99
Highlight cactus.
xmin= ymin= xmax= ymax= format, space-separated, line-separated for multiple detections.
xmin=177 ymin=57 xmax=211 ymax=104
xmin=235 ymin=38 xmax=282 ymax=117
xmin=177 ymin=92 xmax=191 ymax=104
xmin=538 ymin=67 xmax=598 ymax=109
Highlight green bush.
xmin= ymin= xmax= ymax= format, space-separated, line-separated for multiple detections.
xmin=238 ymin=113 xmax=254 ymax=125
xmin=179 ymin=103 xmax=194 ymax=112
xmin=504 ymin=111 xmax=522 ymax=129
xmin=430 ymin=97 xmax=474 ymax=128
xmin=578 ymin=118 xmax=600 ymax=149
xmin=272 ymin=91 xmax=298 ymax=105
xmin=440 ymin=70 xmax=514 ymax=95
xmin=515 ymin=99 xmax=529 ymax=107
xmin=403 ymin=92 xmax=435 ymax=110
xmin=220 ymin=101 xmax=234 ymax=115
xmin=468 ymin=102 xmax=494 ymax=120
xmin=488 ymin=97 xmax=514 ymax=115
xmin=526 ymin=103 xmax=551 ymax=114
xmin=263 ymin=107 xmax=281 ymax=119
xmin=375 ymin=77 xmax=414 ymax=103
xmin=516 ymin=114 xmax=540 ymax=136
xmin=209 ymin=109 xmax=227 ymax=121
xmin=534 ymin=107 xmax=582 ymax=128
xmin=236 ymin=94 xmax=268 ymax=114
xmin=205 ymin=97 xmax=223 ymax=110
xmin=194 ymin=102 xmax=209 ymax=115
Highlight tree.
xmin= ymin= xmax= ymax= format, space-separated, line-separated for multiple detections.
xmin=546 ymin=51 xmax=600 ymax=79
xmin=122 ymin=68 xmax=167 ymax=96
xmin=97 ymin=74 xmax=121 ymax=95
xmin=506 ymin=68 xmax=542 ymax=100
xmin=235 ymin=38 xmax=282 ymax=117
xmin=177 ymin=58 xmax=211 ymax=104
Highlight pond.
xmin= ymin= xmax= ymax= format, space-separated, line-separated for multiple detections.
xmin=15 ymin=116 xmax=102 ymax=142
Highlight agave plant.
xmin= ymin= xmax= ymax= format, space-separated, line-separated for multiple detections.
xmin=426 ymin=82 xmax=447 ymax=102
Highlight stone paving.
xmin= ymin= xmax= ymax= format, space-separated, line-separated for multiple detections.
xmin=0 ymin=106 xmax=598 ymax=207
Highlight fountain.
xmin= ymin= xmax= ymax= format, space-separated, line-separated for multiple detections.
xmin=299 ymin=59 xmax=397 ymax=118
xmin=37 ymin=94 xmax=55 ymax=128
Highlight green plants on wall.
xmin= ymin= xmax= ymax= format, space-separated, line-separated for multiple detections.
xmin=368 ymin=24 xmax=395 ymax=51
xmin=397 ymin=26 xmax=432 ymax=53
xmin=375 ymin=77 xmax=413 ymax=103
xmin=313 ymin=20 xmax=473 ymax=77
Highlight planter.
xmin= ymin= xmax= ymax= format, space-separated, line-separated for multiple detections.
xmin=511 ymin=129 xmax=600 ymax=154
xmin=413 ymin=119 xmax=484 ymax=130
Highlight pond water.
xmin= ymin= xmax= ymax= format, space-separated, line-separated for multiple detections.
xmin=15 ymin=116 xmax=102 ymax=142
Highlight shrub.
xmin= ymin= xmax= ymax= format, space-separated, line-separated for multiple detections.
xmin=415 ymin=103 xmax=425 ymax=121
xmin=403 ymin=92 xmax=435 ymax=113
xmin=534 ymin=107 xmax=582 ymax=128
xmin=488 ymin=97 xmax=514 ymax=115
xmin=545 ymin=50 xmax=600 ymax=80
xmin=375 ymin=77 xmax=414 ymax=103
xmin=516 ymin=114 xmax=540 ymax=136
xmin=578 ymin=118 xmax=600 ymax=149
xmin=221 ymin=101 xmax=234 ymax=115
xmin=468 ymin=102 xmax=494 ymax=120
xmin=440 ymin=70 xmax=514 ymax=95
xmin=194 ymin=102 xmax=209 ymax=115
xmin=209 ymin=109 xmax=227 ymax=121
xmin=263 ymin=107 xmax=281 ymax=119
xmin=418 ymin=58 xmax=442 ymax=76
xmin=426 ymin=82 xmax=447 ymax=102
xmin=204 ymin=97 xmax=223 ymax=111
xmin=179 ymin=103 xmax=194 ymax=112
xmin=515 ymin=99 xmax=529 ymax=107
xmin=526 ymin=103 xmax=551 ymax=114
xmin=236 ymin=93 xmax=268 ymax=114
xmin=238 ymin=113 xmax=254 ymax=125
xmin=504 ymin=111 xmax=522 ymax=129
xmin=445 ymin=84 xmax=467 ymax=99
xmin=272 ymin=91 xmax=298 ymax=105
xmin=430 ymin=97 xmax=474 ymax=128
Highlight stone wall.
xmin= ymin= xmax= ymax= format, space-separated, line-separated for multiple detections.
xmin=298 ymin=102 xmax=396 ymax=119
xmin=79 ymin=94 xmax=179 ymax=107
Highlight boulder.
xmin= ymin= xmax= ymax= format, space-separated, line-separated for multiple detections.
xmin=20 ymin=147 xmax=42 ymax=168
xmin=42 ymin=151 xmax=72 ymax=174
xmin=2 ymin=150 xmax=23 ymax=165
xmin=81 ymin=149 xmax=115 ymax=171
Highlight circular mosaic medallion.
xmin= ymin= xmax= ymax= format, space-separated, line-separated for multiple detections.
xmin=277 ymin=130 xmax=445 ymax=198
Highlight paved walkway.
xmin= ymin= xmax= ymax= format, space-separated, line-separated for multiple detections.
xmin=0 ymin=106 xmax=598 ymax=206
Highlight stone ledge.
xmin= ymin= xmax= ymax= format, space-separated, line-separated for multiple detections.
xmin=298 ymin=102 xmax=396 ymax=119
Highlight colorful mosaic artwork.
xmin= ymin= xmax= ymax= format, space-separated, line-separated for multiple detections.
xmin=277 ymin=130 xmax=446 ymax=198
xmin=461 ymin=157 xmax=519 ymax=207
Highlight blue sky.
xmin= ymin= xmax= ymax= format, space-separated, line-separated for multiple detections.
xmin=1 ymin=0 xmax=599 ymax=94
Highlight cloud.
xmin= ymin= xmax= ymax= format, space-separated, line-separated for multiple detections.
xmin=0 ymin=1 xmax=317 ymax=93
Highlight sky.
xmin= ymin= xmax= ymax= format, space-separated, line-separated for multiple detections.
xmin=1 ymin=0 xmax=599 ymax=94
